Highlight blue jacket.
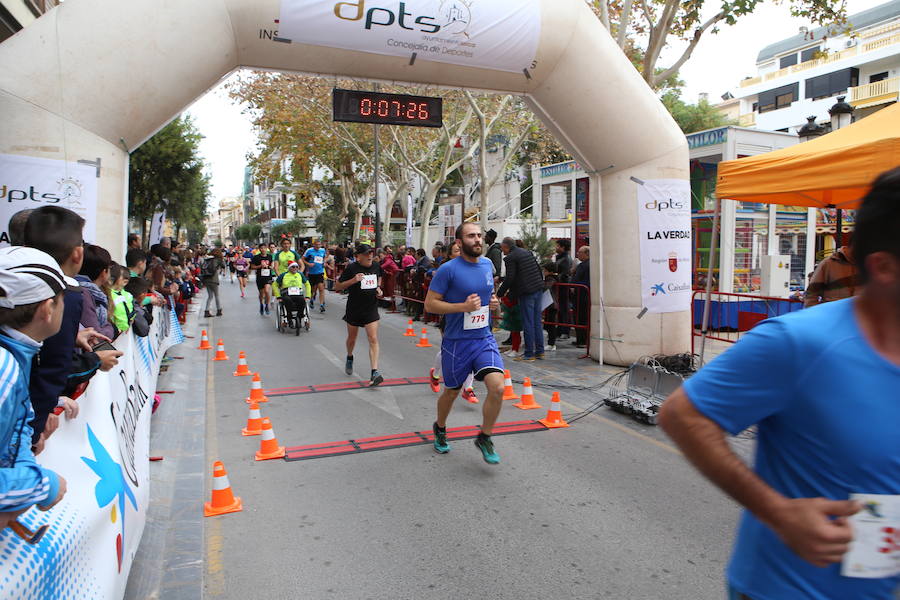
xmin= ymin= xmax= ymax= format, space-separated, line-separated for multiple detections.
xmin=0 ymin=329 xmax=61 ymax=512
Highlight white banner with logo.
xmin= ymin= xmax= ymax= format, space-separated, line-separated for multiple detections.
xmin=0 ymin=304 xmax=185 ymax=600
xmin=0 ymin=153 xmax=98 ymax=247
xmin=279 ymin=0 xmax=541 ymax=73
xmin=405 ymin=193 xmax=414 ymax=248
xmin=637 ymin=179 xmax=692 ymax=313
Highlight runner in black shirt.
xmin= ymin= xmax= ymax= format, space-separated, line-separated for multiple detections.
xmin=250 ymin=243 xmax=275 ymax=316
xmin=333 ymin=243 xmax=384 ymax=386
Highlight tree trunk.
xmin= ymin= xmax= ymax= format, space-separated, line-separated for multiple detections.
xmin=478 ymin=139 xmax=489 ymax=230
xmin=140 ymin=218 xmax=148 ymax=248
xmin=417 ymin=183 xmax=440 ymax=249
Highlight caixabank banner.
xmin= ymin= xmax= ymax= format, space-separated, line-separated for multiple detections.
xmin=0 ymin=305 xmax=184 ymax=600
xmin=0 ymin=154 xmax=98 ymax=248
xmin=279 ymin=0 xmax=541 ymax=73
xmin=637 ymin=179 xmax=692 ymax=313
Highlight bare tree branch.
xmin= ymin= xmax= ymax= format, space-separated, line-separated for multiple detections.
xmin=651 ymin=11 xmax=727 ymax=87
xmin=617 ymin=0 xmax=634 ymax=48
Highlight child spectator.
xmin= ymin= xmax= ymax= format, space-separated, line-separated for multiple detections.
xmin=124 ymin=276 xmax=152 ymax=337
xmin=110 ymin=263 xmax=135 ymax=335
xmin=0 ymin=246 xmax=71 ymax=522
xmin=76 ymin=244 xmax=116 ymax=340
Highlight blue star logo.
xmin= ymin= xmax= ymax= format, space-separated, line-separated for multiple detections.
xmin=651 ymin=283 xmax=666 ymax=296
xmin=81 ymin=425 xmax=137 ymax=570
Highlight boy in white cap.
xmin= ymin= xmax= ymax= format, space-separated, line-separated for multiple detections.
xmin=0 ymin=246 xmax=74 ymax=526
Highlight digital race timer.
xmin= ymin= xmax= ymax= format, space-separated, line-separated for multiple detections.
xmin=332 ymin=88 xmax=443 ymax=128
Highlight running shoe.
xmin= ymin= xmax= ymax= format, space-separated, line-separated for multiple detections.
xmin=474 ymin=434 xmax=500 ymax=464
xmin=370 ymin=370 xmax=384 ymax=387
xmin=514 ymin=355 xmax=536 ymax=362
xmin=432 ymin=422 xmax=450 ymax=454
xmin=259 ymin=305 xmax=264 ymax=316
xmin=429 ymin=368 xmax=440 ymax=393
xmin=309 ymin=298 xmax=315 ymax=309
xmin=534 ymin=353 xmax=545 ymax=360
xmin=319 ymin=305 xmax=326 ymax=313
xmin=264 ymin=307 xmax=270 ymax=316
xmin=504 ymin=349 xmax=521 ymax=358
xmin=461 ymin=387 xmax=479 ymax=404
xmin=545 ymin=345 xmax=556 ymax=351
xmin=345 ymin=355 xmax=354 ymax=376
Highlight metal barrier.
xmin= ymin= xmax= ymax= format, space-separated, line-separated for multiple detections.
xmin=691 ymin=290 xmax=803 ymax=353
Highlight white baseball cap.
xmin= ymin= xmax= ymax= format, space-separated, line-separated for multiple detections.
xmin=0 ymin=246 xmax=79 ymax=308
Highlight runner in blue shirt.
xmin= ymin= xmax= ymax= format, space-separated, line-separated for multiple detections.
xmin=425 ymin=222 xmax=503 ymax=464
xmin=303 ymin=240 xmax=328 ymax=313
xmin=659 ymin=167 xmax=900 ymax=600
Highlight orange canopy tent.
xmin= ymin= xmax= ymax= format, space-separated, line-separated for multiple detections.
xmin=716 ymin=102 xmax=900 ymax=209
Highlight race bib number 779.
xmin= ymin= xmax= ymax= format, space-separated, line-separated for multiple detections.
xmin=464 ymin=305 xmax=489 ymax=330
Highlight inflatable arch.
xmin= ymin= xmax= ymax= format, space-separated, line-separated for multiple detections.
xmin=0 ymin=0 xmax=689 ymax=365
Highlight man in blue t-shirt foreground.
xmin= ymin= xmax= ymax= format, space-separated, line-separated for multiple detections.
xmin=660 ymin=167 xmax=900 ymax=600
xmin=303 ymin=240 xmax=328 ymax=313
xmin=425 ymin=222 xmax=503 ymax=464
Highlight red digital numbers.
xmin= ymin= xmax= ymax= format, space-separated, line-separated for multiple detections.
xmin=359 ymin=97 xmax=429 ymax=121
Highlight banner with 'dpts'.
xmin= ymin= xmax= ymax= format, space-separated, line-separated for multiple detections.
xmin=637 ymin=179 xmax=692 ymax=313
xmin=279 ymin=0 xmax=541 ymax=73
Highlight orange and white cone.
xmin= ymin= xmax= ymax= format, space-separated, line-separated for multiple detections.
xmin=538 ymin=392 xmax=569 ymax=428
xmin=254 ymin=417 xmax=285 ymax=461
xmin=404 ymin=320 xmax=416 ymax=337
xmin=415 ymin=328 xmax=433 ymax=348
xmin=501 ymin=370 xmax=519 ymax=400
xmin=241 ymin=403 xmax=263 ymax=436
xmin=233 ymin=351 xmax=252 ymax=376
xmin=203 ymin=461 xmax=242 ymax=517
xmin=245 ymin=373 xmax=269 ymax=404
xmin=513 ymin=377 xmax=542 ymax=410
xmin=197 ymin=330 xmax=212 ymax=350
xmin=212 ymin=339 xmax=229 ymax=361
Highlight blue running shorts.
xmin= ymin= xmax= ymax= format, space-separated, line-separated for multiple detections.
xmin=440 ymin=336 xmax=504 ymax=389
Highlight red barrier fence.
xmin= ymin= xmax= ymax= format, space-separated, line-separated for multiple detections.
xmin=541 ymin=283 xmax=591 ymax=359
xmin=691 ymin=290 xmax=803 ymax=354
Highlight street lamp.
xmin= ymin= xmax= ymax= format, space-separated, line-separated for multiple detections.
xmin=797 ymin=116 xmax=825 ymax=142
xmin=828 ymin=96 xmax=855 ymax=248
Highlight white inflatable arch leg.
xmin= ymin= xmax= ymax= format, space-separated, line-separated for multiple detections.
xmin=0 ymin=0 xmax=688 ymax=364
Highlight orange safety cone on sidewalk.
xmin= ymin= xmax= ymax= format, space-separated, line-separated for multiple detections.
xmin=212 ymin=339 xmax=229 ymax=361
xmin=538 ymin=392 xmax=569 ymax=428
xmin=203 ymin=461 xmax=243 ymax=517
xmin=241 ymin=403 xmax=263 ymax=436
xmin=245 ymin=373 xmax=269 ymax=404
xmin=403 ymin=320 xmax=416 ymax=337
xmin=415 ymin=328 xmax=433 ymax=348
xmin=197 ymin=330 xmax=212 ymax=350
xmin=513 ymin=377 xmax=541 ymax=410
xmin=233 ymin=351 xmax=252 ymax=376
xmin=501 ymin=370 xmax=519 ymax=400
xmin=254 ymin=417 xmax=285 ymax=461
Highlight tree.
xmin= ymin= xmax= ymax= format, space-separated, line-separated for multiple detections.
xmin=519 ymin=215 xmax=556 ymax=262
xmin=589 ymin=0 xmax=847 ymax=89
xmin=234 ymin=223 xmax=262 ymax=243
xmin=662 ymin=91 xmax=737 ymax=133
xmin=129 ymin=115 xmax=209 ymax=244
xmin=270 ymin=217 xmax=308 ymax=240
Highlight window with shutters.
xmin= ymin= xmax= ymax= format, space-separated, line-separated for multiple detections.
xmin=804 ymin=68 xmax=859 ymax=100
xmin=758 ymin=83 xmax=799 ymax=112
xmin=779 ymin=54 xmax=798 ymax=69
xmin=800 ymin=46 xmax=821 ymax=62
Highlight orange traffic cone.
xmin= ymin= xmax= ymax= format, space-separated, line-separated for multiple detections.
xmin=501 ymin=370 xmax=519 ymax=400
xmin=242 ymin=402 xmax=263 ymax=436
xmin=415 ymin=328 xmax=433 ymax=348
xmin=254 ymin=417 xmax=285 ymax=461
xmin=245 ymin=373 xmax=269 ymax=404
xmin=212 ymin=339 xmax=229 ymax=361
xmin=538 ymin=392 xmax=569 ymax=428
xmin=513 ymin=377 xmax=542 ymax=410
xmin=197 ymin=330 xmax=212 ymax=350
xmin=233 ymin=351 xmax=252 ymax=376
xmin=203 ymin=461 xmax=242 ymax=517
xmin=403 ymin=320 xmax=416 ymax=337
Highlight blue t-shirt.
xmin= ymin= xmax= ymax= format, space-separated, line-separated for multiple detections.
xmin=428 ymin=257 xmax=495 ymax=341
xmin=304 ymin=248 xmax=327 ymax=275
xmin=684 ymin=298 xmax=900 ymax=600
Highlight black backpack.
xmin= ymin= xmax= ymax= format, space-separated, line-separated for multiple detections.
xmin=201 ymin=258 xmax=216 ymax=279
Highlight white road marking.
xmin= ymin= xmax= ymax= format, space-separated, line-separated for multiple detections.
xmin=314 ymin=343 xmax=404 ymax=420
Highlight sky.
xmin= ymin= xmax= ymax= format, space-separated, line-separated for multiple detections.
xmin=186 ymin=0 xmax=885 ymax=209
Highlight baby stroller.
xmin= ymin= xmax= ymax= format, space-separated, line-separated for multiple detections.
xmin=276 ymin=285 xmax=310 ymax=335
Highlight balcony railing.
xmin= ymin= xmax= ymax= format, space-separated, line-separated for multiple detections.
xmin=740 ymin=32 xmax=900 ymax=88
xmin=849 ymin=76 xmax=900 ymax=107
xmin=738 ymin=113 xmax=756 ymax=127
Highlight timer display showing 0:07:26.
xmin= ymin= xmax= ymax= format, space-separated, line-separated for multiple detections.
xmin=360 ymin=98 xmax=430 ymax=121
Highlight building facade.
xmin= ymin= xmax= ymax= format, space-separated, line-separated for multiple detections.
xmin=732 ymin=0 xmax=900 ymax=132
xmin=0 ymin=0 xmax=58 ymax=44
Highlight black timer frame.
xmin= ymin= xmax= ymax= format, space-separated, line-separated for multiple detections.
xmin=332 ymin=88 xmax=443 ymax=128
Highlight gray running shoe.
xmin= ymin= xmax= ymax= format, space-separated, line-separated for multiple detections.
xmin=345 ymin=356 xmax=353 ymax=376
